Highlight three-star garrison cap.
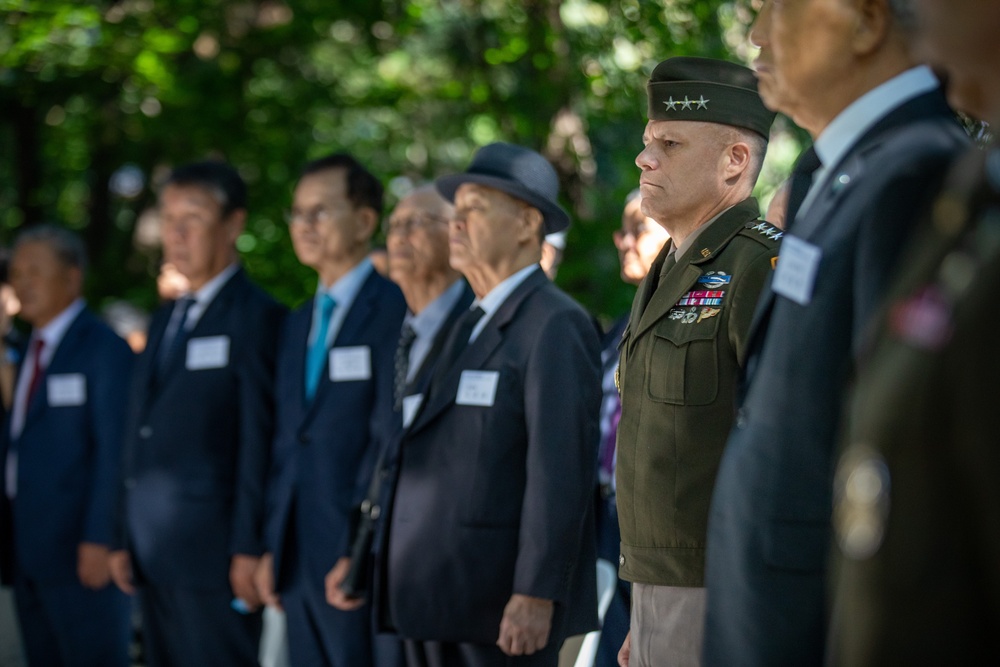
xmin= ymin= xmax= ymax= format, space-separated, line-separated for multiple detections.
xmin=647 ymin=56 xmax=775 ymax=139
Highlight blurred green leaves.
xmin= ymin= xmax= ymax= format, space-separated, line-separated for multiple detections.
xmin=0 ymin=0 xmax=795 ymax=323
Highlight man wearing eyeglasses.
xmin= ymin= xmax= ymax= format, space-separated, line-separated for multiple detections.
xmin=384 ymin=186 xmax=474 ymax=421
xmin=254 ymin=153 xmax=406 ymax=667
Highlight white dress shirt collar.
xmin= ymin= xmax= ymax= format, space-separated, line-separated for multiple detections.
xmin=470 ymin=264 xmax=541 ymax=342
xmin=310 ymin=258 xmax=374 ymax=347
xmin=32 ymin=298 xmax=86 ymax=365
xmin=404 ymin=279 xmax=465 ymax=381
xmin=813 ymin=65 xmax=939 ymax=173
xmin=182 ymin=263 xmax=240 ymax=331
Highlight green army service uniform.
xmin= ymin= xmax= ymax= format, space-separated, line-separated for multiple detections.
xmin=831 ymin=146 xmax=1000 ymax=665
xmin=615 ymin=197 xmax=780 ymax=586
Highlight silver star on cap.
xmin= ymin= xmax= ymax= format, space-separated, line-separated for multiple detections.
xmin=680 ymin=96 xmax=693 ymax=110
xmin=696 ymin=95 xmax=709 ymax=109
xmin=664 ymin=96 xmax=679 ymax=111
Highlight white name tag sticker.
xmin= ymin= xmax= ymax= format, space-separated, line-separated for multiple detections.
xmin=402 ymin=393 xmax=424 ymax=428
xmin=186 ymin=336 xmax=231 ymax=370
xmin=456 ymin=370 xmax=500 ymax=407
xmin=47 ymin=373 xmax=86 ymax=407
xmin=772 ymin=235 xmax=823 ymax=306
xmin=329 ymin=346 xmax=371 ymax=382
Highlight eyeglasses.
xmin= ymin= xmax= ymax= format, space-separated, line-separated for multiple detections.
xmin=382 ymin=212 xmax=448 ymax=236
xmin=613 ymin=223 xmax=654 ymax=246
xmin=283 ymin=207 xmax=337 ymax=227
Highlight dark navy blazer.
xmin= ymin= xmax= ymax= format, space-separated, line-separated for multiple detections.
xmin=704 ymin=90 xmax=970 ymax=666
xmin=378 ymin=268 xmax=601 ymax=645
xmin=264 ymin=269 xmax=406 ymax=587
xmin=0 ymin=308 xmax=133 ymax=585
xmin=120 ymin=268 xmax=285 ymax=590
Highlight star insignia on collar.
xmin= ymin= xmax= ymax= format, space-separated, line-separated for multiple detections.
xmin=696 ymin=96 xmax=709 ymax=109
xmin=680 ymin=96 xmax=693 ymax=110
xmin=664 ymin=96 xmax=679 ymax=111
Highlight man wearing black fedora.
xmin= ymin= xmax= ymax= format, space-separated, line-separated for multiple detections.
xmin=327 ymin=142 xmax=601 ymax=666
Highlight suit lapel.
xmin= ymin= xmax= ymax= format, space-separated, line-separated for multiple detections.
xmin=406 ymin=281 xmax=475 ymax=397
xmin=628 ymin=250 xmax=662 ymax=331
xmin=285 ymin=303 xmax=312 ymax=411
xmin=23 ymin=309 xmax=89 ymax=429
xmin=407 ymin=269 xmax=546 ymax=437
xmin=156 ymin=268 xmax=247 ymax=389
xmin=306 ymin=271 xmax=381 ymax=416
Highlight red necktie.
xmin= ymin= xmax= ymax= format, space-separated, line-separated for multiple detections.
xmin=26 ymin=338 xmax=45 ymax=406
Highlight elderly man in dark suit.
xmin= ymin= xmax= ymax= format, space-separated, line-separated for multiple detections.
xmin=828 ymin=1 xmax=1000 ymax=663
xmin=383 ymin=185 xmax=474 ymax=415
xmin=329 ymin=143 xmax=601 ymax=667
xmin=109 ymin=161 xmax=286 ymax=667
xmin=702 ymin=0 xmax=970 ymax=664
xmin=252 ymin=153 xmax=406 ymax=667
xmin=320 ymin=185 xmax=474 ymax=622
xmin=0 ymin=225 xmax=133 ymax=667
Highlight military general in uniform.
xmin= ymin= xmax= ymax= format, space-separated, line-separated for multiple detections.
xmin=614 ymin=57 xmax=778 ymax=667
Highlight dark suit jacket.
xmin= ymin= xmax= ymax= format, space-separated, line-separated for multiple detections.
xmin=831 ymin=146 xmax=1000 ymax=666
xmin=344 ymin=281 xmax=474 ymax=598
xmin=703 ymin=89 xmax=969 ymax=666
xmin=264 ymin=269 xmax=406 ymax=587
xmin=0 ymin=308 xmax=133 ymax=585
xmin=120 ymin=268 xmax=285 ymax=589
xmin=379 ymin=267 xmax=601 ymax=645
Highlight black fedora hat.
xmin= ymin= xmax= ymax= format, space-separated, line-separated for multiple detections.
xmin=436 ymin=142 xmax=570 ymax=234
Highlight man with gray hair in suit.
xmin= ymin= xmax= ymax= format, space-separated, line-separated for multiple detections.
xmin=329 ymin=143 xmax=601 ymax=667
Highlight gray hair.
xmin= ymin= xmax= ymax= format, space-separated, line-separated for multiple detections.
xmin=13 ymin=224 xmax=88 ymax=274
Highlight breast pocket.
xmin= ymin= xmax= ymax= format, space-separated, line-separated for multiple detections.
xmin=645 ymin=315 xmax=720 ymax=406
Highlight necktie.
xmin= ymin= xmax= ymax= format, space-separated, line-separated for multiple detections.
xmin=784 ymin=146 xmax=822 ymax=229
xmin=394 ymin=323 xmax=418 ymax=411
xmin=157 ymin=296 xmax=195 ymax=377
xmin=25 ymin=338 xmax=45 ymax=407
xmin=657 ymin=251 xmax=678 ymax=287
xmin=305 ymin=294 xmax=336 ymax=401
xmin=428 ymin=306 xmax=485 ymax=394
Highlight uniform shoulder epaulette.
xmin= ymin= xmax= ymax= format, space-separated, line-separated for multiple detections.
xmin=741 ymin=219 xmax=784 ymax=245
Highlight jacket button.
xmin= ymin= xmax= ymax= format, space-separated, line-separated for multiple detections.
xmin=370 ymin=505 xmax=381 ymax=520
xmin=736 ymin=409 xmax=748 ymax=429
xmin=619 ymin=554 xmax=625 ymax=566
xmin=139 ymin=426 xmax=153 ymax=439
xmin=298 ymin=433 xmax=310 ymax=444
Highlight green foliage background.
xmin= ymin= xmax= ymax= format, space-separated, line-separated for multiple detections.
xmin=0 ymin=0 xmax=799 ymax=325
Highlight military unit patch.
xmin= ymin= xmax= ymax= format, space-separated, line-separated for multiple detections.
xmin=698 ymin=271 xmax=732 ymax=289
xmin=748 ymin=220 xmax=784 ymax=241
